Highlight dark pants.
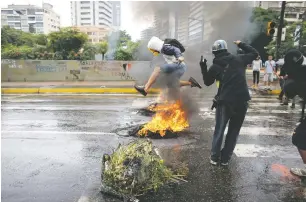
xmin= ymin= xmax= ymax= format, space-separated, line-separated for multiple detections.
xmin=253 ymin=71 xmax=260 ymax=85
xmin=211 ymin=102 xmax=248 ymax=162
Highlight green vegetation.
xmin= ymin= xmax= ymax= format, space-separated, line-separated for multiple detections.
xmin=1 ymin=26 xmax=139 ymax=60
xmin=102 ymin=140 xmax=188 ymax=196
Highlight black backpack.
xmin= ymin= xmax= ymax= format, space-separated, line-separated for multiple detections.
xmin=164 ymin=38 xmax=185 ymax=53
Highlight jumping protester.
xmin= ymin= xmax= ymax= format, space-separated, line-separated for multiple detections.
xmin=134 ymin=36 xmax=202 ymax=96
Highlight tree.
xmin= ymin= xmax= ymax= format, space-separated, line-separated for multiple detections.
xmin=267 ymin=21 xmax=306 ymax=58
xmin=247 ymin=7 xmax=284 ymax=61
xmin=35 ymin=34 xmax=48 ymax=46
xmin=80 ymin=43 xmax=98 ymax=60
xmin=1 ymin=25 xmax=36 ymax=47
xmin=48 ymin=27 xmax=88 ymax=59
xmin=97 ymin=41 xmax=108 ymax=60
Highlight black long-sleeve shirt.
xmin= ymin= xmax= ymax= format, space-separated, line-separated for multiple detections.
xmin=201 ymin=42 xmax=258 ymax=103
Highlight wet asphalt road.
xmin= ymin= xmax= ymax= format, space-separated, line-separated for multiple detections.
xmin=2 ymin=88 xmax=306 ymax=202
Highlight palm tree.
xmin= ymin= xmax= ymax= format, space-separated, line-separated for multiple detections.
xmin=97 ymin=41 xmax=108 ymax=60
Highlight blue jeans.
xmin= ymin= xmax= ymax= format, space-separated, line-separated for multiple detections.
xmin=211 ymin=102 xmax=248 ymax=162
xmin=160 ymin=62 xmax=186 ymax=78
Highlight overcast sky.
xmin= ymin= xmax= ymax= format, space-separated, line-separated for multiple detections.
xmin=0 ymin=0 xmax=151 ymax=40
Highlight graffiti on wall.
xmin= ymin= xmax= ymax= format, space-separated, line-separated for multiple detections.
xmin=79 ymin=61 xmax=135 ymax=80
xmin=2 ymin=59 xmax=23 ymax=68
xmin=36 ymin=61 xmax=67 ymax=73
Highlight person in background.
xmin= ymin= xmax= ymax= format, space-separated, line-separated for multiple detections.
xmin=252 ymin=56 xmax=262 ymax=89
xmin=264 ymin=55 xmax=276 ymax=90
xmin=278 ymin=66 xmax=296 ymax=108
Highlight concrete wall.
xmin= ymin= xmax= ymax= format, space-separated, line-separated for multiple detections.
xmin=1 ymin=59 xmax=154 ymax=82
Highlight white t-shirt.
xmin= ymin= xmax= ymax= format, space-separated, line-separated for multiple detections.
xmin=252 ymin=60 xmax=262 ymax=71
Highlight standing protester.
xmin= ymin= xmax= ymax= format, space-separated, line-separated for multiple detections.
xmin=278 ymin=66 xmax=296 ymax=108
xmin=282 ymin=49 xmax=306 ymax=177
xmin=134 ymin=36 xmax=202 ymax=96
xmin=252 ymin=56 xmax=262 ymax=89
xmin=199 ymin=40 xmax=258 ymax=166
xmin=264 ymin=55 xmax=276 ymax=90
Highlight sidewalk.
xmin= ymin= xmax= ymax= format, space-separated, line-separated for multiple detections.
xmin=1 ymin=81 xmax=160 ymax=94
xmin=1 ymin=79 xmax=281 ymax=95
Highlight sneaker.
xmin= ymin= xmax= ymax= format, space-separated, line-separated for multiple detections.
xmin=189 ymin=77 xmax=202 ymax=89
xmin=210 ymin=158 xmax=218 ymax=166
xmin=290 ymin=167 xmax=306 ymax=177
xmin=220 ymin=161 xmax=229 ymax=166
xmin=134 ymin=85 xmax=147 ymax=96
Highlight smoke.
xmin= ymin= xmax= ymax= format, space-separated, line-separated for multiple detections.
xmin=130 ymin=1 xmax=261 ymax=88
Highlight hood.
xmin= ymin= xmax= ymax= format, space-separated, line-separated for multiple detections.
xmin=213 ymin=52 xmax=234 ymax=67
xmin=147 ymin=36 xmax=164 ymax=52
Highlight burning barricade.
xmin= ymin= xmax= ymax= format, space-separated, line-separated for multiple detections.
xmin=100 ymin=140 xmax=188 ymax=201
xmin=131 ymin=100 xmax=189 ymax=138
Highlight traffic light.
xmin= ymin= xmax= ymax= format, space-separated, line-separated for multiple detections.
xmin=267 ymin=21 xmax=276 ymax=36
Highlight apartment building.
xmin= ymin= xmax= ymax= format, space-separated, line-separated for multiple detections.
xmin=112 ymin=1 xmax=121 ymax=30
xmin=1 ymin=3 xmax=60 ymax=34
xmin=70 ymin=1 xmax=113 ymax=27
xmin=140 ymin=27 xmax=154 ymax=41
xmin=73 ymin=25 xmax=113 ymax=44
xmin=256 ymin=1 xmax=306 ymax=25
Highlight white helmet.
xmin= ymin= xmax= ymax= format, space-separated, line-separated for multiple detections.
xmin=147 ymin=36 xmax=164 ymax=52
xmin=212 ymin=40 xmax=228 ymax=52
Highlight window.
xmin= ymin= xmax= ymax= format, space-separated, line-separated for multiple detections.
xmin=81 ymin=23 xmax=91 ymax=25
xmin=28 ymin=16 xmax=35 ymax=21
xmin=81 ymin=18 xmax=91 ymax=20
xmin=81 ymin=12 xmax=90 ymax=15
xmin=87 ymin=32 xmax=92 ymax=35
xmin=81 ymin=7 xmax=90 ymax=9
xmin=7 ymin=16 xmax=14 ymax=20
xmin=14 ymin=16 xmax=21 ymax=20
xmin=36 ymin=15 xmax=43 ymax=21
xmin=1 ymin=10 xmax=14 ymax=14
xmin=1 ymin=19 xmax=8 ymax=25
xmin=36 ymin=22 xmax=43 ymax=27
xmin=81 ymin=1 xmax=90 ymax=4
xmin=285 ymin=13 xmax=297 ymax=19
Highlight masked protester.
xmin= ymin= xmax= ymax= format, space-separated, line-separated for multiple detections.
xmin=134 ymin=36 xmax=202 ymax=96
xmin=282 ymin=49 xmax=306 ymax=177
xmin=199 ymin=40 xmax=258 ymax=166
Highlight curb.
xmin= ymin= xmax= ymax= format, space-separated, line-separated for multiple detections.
xmin=269 ymin=90 xmax=281 ymax=95
xmin=1 ymin=88 xmax=161 ymax=94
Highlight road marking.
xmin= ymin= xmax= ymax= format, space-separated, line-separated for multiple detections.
xmin=1 ymin=130 xmax=117 ymax=135
xmin=234 ymin=144 xmax=300 ymax=158
xmin=199 ymin=107 xmax=300 ymax=114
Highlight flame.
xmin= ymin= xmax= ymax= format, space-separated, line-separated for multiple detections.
xmin=138 ymin=100 xmax=189 ymax=137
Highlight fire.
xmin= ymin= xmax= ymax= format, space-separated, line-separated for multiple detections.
xmin=138 ymin=100 xmax=189 ymax=137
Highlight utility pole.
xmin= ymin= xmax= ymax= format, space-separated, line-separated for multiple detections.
xmin=276 ymin=1 xmax=286 ymax=60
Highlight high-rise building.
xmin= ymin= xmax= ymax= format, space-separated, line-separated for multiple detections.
xmin=1 ymin=3 xmax=60 ymax=34
xmin=70 ymin=1 xmax=113 ymax=27
xmin=112 ymin=1 xmax=121 ymax=30
xmin=255 ymin=1 xmax=306 ymax=25
xmin=140 ymin=27 xmax=154 ymax=41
